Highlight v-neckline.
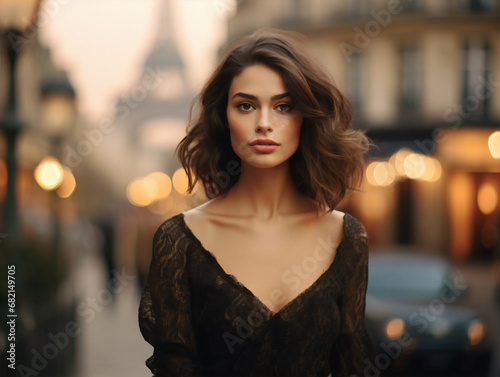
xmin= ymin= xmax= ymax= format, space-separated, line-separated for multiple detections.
xmin=177 ymin=212 xmax=348 ymax=318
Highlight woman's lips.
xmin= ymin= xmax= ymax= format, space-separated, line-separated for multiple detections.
xmin=249 ymin=139 xmax=279 ymax=153
xmin=250 ymin=144 xmax=278 ymax=153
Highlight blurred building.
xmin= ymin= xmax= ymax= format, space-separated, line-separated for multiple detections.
xmin=85 ymin=0 xmax=195 ymax=211
xmin=0 ymin=25 xmax=82 ymax=375
xmin=0 ymin=31 xmax=78 ymax=238
xmin=226 ymin=0 xmax=500 ymax=262
xmin=79 ymin=0 xmax=205 ymax=282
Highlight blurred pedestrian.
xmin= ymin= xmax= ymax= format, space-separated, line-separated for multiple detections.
xmin=95 ymin=217 xmax=117 ymax=297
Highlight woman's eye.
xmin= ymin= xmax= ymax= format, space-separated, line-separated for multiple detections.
xmin=276 ymin=103 xmax=293 ymax=112
xmin=236 ymin=103 xmax=253 ymax=111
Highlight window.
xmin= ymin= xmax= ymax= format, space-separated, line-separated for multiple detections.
xmin=348 ymin=52 xmax=364 ymax=118
xmin=399 ymin=44 xmax=421 ymax=117
xmin=462 ymin=41 xmax=490 ymax=120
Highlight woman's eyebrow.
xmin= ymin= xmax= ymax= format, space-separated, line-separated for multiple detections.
xmin=231 ymin=92 xmax=290 ymax=100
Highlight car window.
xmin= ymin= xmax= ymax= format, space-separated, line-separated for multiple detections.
xmin=368 ymin=256 xmax=448 ymax=303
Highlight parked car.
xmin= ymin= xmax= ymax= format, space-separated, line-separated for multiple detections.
xmin=364 ymin=249 xmax=493 ymax=376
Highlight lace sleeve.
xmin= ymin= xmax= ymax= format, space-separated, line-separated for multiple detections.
xmin=334 ymin=218 xmax=376 ymax=376
xmin=138 ymin=220 xmax=202 ymax=376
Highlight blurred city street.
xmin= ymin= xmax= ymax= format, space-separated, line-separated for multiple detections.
xmin=73 ymin=249 xmax=151 ymax=377
xmin=1 ymin=0 xmax=500 ymax=376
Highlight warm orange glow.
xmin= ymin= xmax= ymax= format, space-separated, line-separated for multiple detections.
xmin=146 ymin=172 xmax=172 ymax=199
xmin=468 ymin=320 xmax=485 ymax=346
xmin=391 ymin=152 xmax=442 ymax=182
xmin=366 ymin=161 xmax=395 ymax=186
xmin=389 ymin=148 xmax=412 ymax=177
xmin=56 ymin=167 xmax=76 ymax=198
xmin=403 ymin=153 xmax=426 ymax=179
xmin=421 ymin=157 xmax=442 ymax=182
xmin=173 ymin=168 xmax=189 ymax=194
xmin=386 ymin=318 xmax=405 ymax=340
xmin=447 ymin=173 xmax=475 ymax=261
xmin=488 ymin=131 xmax=500 ymax=159
xmin=477 ymin=183 xmax=497 ymax=215
xmin=356 ymin=188 xmax=389 ymax=221
xmin=127 ymin=177 xmax=157 ymax=207
xmin=437 ymin=129 xmax=500 ymax=171
xmin=34 ymin=157 xmax=64 ymax=191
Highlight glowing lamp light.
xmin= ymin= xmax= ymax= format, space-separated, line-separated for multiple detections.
xmin=421 ymin=157 xmax=442 ymax=182
xmin=127 ymin=177 xmax=157 ymax=207
xmin=173 ymin=168 xmax=189 ymax=194
xmin=366 ymin=161 xmax=395 ymax=186
xmin=389 ymin=148 xmax=413 ymax=177
xmin=34 ymin=157 xmax=63 ymax=191
xmin=385 ymin=318 xmax=405 ymax=340
xmin=468 ymin=320 xmax=485 ymax=346
xmin=56 ymin=167 xmax=76 ymax=198
xmin=477 ymin=183 xmax=497 ymax=215
xmin=488 ymin=131 xmax=500 ymax=159
xmin=146 ymin=171 xmax=172 ymax=199
xmin=403 ymin=153 xmax=426 ymax=179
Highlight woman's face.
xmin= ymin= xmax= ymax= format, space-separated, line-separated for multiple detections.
xmin=226 ymin=64 xmax=303 ymax=170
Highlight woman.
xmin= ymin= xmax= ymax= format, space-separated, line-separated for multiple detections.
xmin=139 ymin=29 xmax=375 ymax=376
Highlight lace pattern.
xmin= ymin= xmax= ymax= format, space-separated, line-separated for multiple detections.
xmin=138 ymin=212 xmax=376 ymax=376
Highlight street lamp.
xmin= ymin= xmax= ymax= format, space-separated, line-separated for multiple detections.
xmin=40 ymin=80 xmax=77 ymax=156
xmin=38 ymin=79 xmax=76 ymax=258
xmin=0 ymin=0 xmax=41 ymax=246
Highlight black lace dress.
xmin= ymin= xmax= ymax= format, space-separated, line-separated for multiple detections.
xmin=138 ymin=212 xmax=375 ymax=376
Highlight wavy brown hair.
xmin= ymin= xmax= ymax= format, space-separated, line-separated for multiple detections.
xmin=176 ymin=29 xmax=369 ymax=212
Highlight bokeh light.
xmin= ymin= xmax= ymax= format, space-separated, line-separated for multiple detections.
xmin=34 ymin=156 xmax=64 ymax=191
xmin=366 ymin=161 xmax=395 ymax=186
xmin=173 ymin=168 xmax=189 ymax=194
xmin=477 ymin=182 xmax=497 ymax=215
xmin=126 ymin=177 xmax=157 ymax=207
xmin=403 ymin=153 xmax=426 ymax=179
xmin=420 ymin=156 xmax=442 ymax=182
xmin=56 ymin=167 xmax=76 ymax=198
xmin=488 ymin=131 xmax=500 ymax=159
xmin=389 ymin=148 xmax=413 ymax=177
xmin=146 ymin=171 xmax=172 ymax=199
xmin=386 ymin=318 xmax=405 ymax=340
xmin=468 ymin=320 xmax=485 ymax=346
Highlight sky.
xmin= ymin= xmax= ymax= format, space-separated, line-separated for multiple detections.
xmin=37 ymin=0 xmax=235 ymax=122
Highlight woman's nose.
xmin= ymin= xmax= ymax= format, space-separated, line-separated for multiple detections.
xmin=256 ymin=109 xmax=272 ymax=133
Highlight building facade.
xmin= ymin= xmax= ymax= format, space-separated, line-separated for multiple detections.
xmin=226 ymin=0 xmax=500 ymax=261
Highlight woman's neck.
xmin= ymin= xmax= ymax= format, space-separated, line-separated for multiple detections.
xmin=223 ymin=161 xmax=315 ymax=220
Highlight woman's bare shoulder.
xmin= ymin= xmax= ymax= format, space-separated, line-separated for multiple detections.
xmin=317 ymin=209 xmax=345 ymax=243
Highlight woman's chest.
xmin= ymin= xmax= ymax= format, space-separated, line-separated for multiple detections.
xmin=191 ymin=222 xmax=340 ymax=314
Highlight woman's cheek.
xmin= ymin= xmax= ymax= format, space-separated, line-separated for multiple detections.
xmin=229 ymin=122 xmax=252 ymax=159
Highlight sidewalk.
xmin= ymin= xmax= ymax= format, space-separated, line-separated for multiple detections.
xmin=73 ymin=251 xmax=152 ymax=377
